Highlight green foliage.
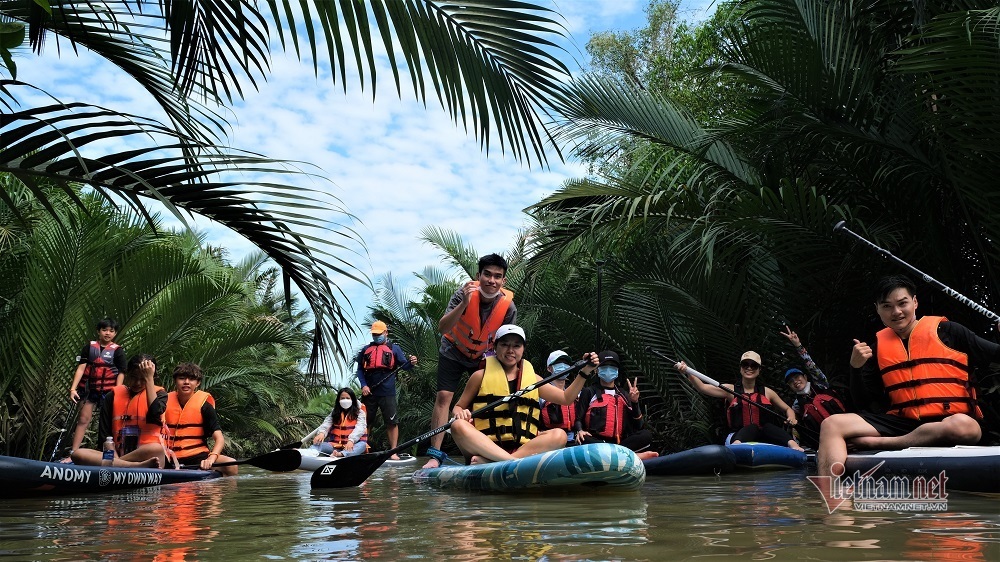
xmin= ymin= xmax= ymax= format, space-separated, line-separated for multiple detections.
xmin=527 ymin=0 xmax=1000 ymax=449
xmin=0 ymin=174 xmax=319 ymax=458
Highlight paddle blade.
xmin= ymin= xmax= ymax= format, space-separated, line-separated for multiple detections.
xmin=310 ymin=452 xmax=389 ymax=488
xmin=245 ymin=449 xmax=302 ymax=472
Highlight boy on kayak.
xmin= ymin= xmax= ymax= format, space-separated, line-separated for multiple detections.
xmin=423 ymin=254 xmax=517 ymax=469
xmin=817 ymin=275 xmax=1000 ymax=477
xmin=159 ymin=362 xmax=238 ymax=475
xmin=780 ymin=325 xmax=846 ymax=449
xmin=575 ymin=350 xmax=657 ymax=458
xmin=70 ymin=354 xmax=165 ymax=468
xmin=677 ymin=351 xmax=803 ymax=451
xmin=66 ymin=318 xmax=126 ymax=458
xmin=539 ymin=350 xmax=581 ymax=445
xmin=357 ymin=320 xmax=417 ymax=461
xmin=448 ymin=325 xmax=599 ymax=464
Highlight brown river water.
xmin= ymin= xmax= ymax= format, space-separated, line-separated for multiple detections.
xmin=1 ymin=464 xmax=997 ymax=561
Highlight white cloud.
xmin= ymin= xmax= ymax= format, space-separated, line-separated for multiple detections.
xmin=10 ymin=1 xmax=712 ymax=384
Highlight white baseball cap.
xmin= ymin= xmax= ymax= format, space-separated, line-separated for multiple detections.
xmin=495 ymin=324 xmax=526 ymax=343
xmin=546 ymin=350 xmax=571 ymax=367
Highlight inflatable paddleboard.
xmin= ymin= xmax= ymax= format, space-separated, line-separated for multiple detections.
xmin=296 ymin=448 xmax=417 ymax=472
xmin=0 ymin=455 xmax=221 ymax=498
xmin=644 ymin=444 xmax=737 ymax=476
xmin=412 ymin=443 xmax=645 ymax=492
xmin=728 ymin=443 xmax=807 ymax=470
xmin=843 ymin=446 xmax=1000 ymax=494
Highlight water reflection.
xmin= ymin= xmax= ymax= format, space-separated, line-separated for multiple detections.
xmin=0 ymin=466 xmax=996 ymax=560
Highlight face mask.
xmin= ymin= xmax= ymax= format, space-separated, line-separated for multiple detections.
xmin=598 ymin=366 xmax=618 ymax=383
xmin=551 ymin=363 xmax=571 ymax=377
xmin=373 ymin=334 xmax=387 ymax=344
xmin=339 ymin=399 xmax=353 ymax=410
xmin=478 ymin=286 xmax=499 ymax=300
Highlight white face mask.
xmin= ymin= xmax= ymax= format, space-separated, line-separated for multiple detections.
xmin=478 ymin=285 xmax=499 ymax=300
xmin=339 ymin=398 xmax=353 ymax=410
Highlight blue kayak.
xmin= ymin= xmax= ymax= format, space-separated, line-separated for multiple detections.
xmin=728 ymin=443 xmax=807 ymax=470
xmin=644 ymin=444 xmax=737 ymax=476
xmin=0 ymin=455 xmax=221 ymax=498
xmin=412 ymin=443 xmax=645 ymax=492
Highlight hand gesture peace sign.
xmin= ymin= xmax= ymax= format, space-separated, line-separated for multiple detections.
xmin=626 ymin=377 xmax=640 ymax=403
xmin=779 ymin=324 xmax=801 ymax=347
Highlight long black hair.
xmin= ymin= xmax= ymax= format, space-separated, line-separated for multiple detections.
xmin=334 ymin=387 xmax=360 ymax=420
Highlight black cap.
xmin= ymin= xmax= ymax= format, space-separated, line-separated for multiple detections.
xmin=598 ymin=350 xmax=620 ymax=367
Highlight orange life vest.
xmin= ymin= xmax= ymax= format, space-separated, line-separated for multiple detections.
xmin=82 ymin=341 xmax=120 ymax=392
xmin=443 ymin=284 xmax=514 ymax=361
xmin=877 ymin=316 xmax=981 ymax=420
xmin=111 ymin=384 xmax=164 ymax=455
xmin=726 ymin=382 xmax=772 ymax=430
xmin=324 ymin=404 xmax=368 ymax=450
xmin=362 ymin=343 xmax=396 ymax=371
xmin=583 ymin=390 xmax=630 ymax=443
xmin=163 ymin=390 xmax=215 ymax=459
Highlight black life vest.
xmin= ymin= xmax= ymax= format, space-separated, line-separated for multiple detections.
xmin=583 ymin=390 xmax=630 ymax=443
xmin=82 ymin=341 xmax=120 ymax=392
xmin=726 ymin=382 xmax=772 ymax=431
xmin=362 ymin=343 xmax=396 ymax=371
xmin=540 ymin=401 xmax=576 ymax=431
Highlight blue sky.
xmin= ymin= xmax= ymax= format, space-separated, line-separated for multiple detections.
xmin=12 ymin=1 xmax=716 ymax=383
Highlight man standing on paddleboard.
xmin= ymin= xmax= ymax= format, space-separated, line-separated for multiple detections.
xmin=422 ymin=254 xmax=516 ymax=469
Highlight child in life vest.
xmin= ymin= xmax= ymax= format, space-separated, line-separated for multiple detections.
xmin=66 ymin=318 xmax=126 ymax=459
xmin=311 ymin=388 xmax=368 ymax=457
xmin=161 ymin=362 xmax=238 ymax=475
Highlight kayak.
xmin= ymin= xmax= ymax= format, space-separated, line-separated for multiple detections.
xmin=296 ymin=448 xmax=417 ymax=472
xmin=644 ymin=444 xmax=736 ymax=476
xmin=0 ymin=455 xmax=221 ymax=498
xmin=728 ymin=443 xmax=807 ymax=470
xmin=843 ymin=446 xmax=1000 ymax=494
xmin=411 ymin=443 xmax=645 ymax=492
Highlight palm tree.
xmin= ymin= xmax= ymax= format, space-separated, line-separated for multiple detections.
xmin=529 ymin=0 xmax=1000 ymax=445
xmin=0 ymin=1 xmax=574 ymax=363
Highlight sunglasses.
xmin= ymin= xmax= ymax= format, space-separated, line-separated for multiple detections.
xmin=740 ymin=361 xmax=760 ymax=370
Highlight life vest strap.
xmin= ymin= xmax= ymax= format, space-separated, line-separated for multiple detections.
xmin=880 ymin=357 xmax=970 ymax=376
xmin=883 ymin=377 xmax=972 ymax=393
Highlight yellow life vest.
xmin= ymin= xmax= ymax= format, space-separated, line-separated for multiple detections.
xmin=472 ymin=357 xmax=540 ymax=451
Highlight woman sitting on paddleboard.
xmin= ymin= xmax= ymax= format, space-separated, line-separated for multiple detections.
xmin=676 ymin=351 xmax=804 ymax=451
xmin=311 ymin=388 xmax=368 ymax=457
xmin=449 ymin=325 xmax=599 ymax=464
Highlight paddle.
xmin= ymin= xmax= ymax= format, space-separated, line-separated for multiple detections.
xmin=834 ymin=221 xmax=1000 ymax=323
xmin=48 ymin=400 xmax=80 ymax=462
xmin=367 ymin=363 xmax=407 ymax=392
xmin=645 ymin=346 xmax=819 ymax=439
xmin=182 ymin=448 xmax=301 ymax=472
xmin=311 ymin=358 xmax=592 ymax=489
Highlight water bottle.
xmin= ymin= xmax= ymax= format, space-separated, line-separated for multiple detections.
xmin=102 ymin=436 xmax=115 ymax=466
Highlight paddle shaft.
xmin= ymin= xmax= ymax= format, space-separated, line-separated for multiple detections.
xmin=834 ymin=221 xmax=1000 ymax=323
xmin=387 ymin=358 xmax=591 ymax=458
xmin=181 ymin=448 xmax=300 ymax=471
xmin=48 ymin=400 xmax=80 ymax=462
xmin=368 ymin=363 xmax=406 ymax=391
xmin=645 ymin=346 xmax=817 ymax=438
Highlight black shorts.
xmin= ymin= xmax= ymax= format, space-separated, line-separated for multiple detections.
xmin=859 ymin=411 xmax=976 ymax=437
xmin=437 ymin=354 xmax=478 ymax=393
xmin=78 ymin=388 xmax=113 ymax=405
xmin=362 ymin=395 xmax=398 ymax=426
xmin=731 ymin=423 xmax=794 ymax=446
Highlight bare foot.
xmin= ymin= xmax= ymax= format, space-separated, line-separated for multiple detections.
xmin=637 ymin=451 xmax=659 ymax=460
xmin=389 ymin=454 xmax=400 ymax=461
xmin=787 ymin=441 xmax=805 ymax=452
xmin=469 ymin=455 xmax=489 ymax=465
xmin=58 ymin=456 xmax=73 ymax=464
xmin=139 ymin=457 xmax=162 ymax=469
xmin=422 ymin=458 xmax=440 ymax=469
